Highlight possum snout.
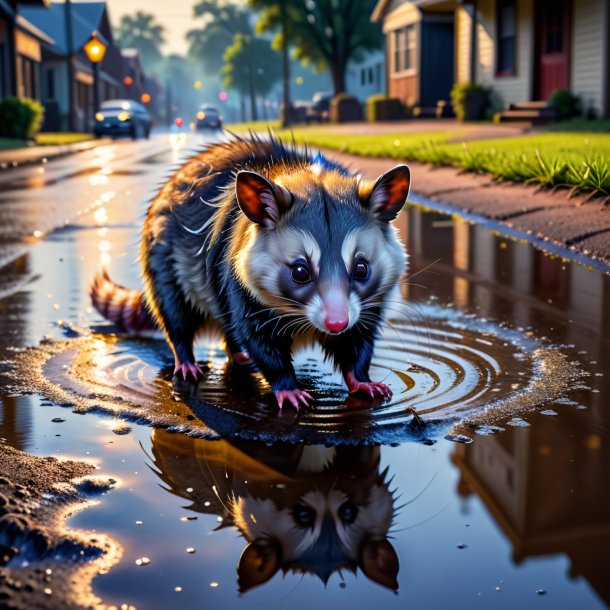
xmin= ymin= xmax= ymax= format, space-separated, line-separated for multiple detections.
xmin=320 ymin=285 xmax=349 ymax=333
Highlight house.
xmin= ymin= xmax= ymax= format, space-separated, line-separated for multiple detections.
xmin=371 ymin=0 xmax=456 ymax=113
xmin=345 ymin=49 xmax=386 ymax=102
xmin=0 ymin=0 xmax=53 ymax=100
xmin=372 ymin=0 xmax=610 ymax=118
xmin=20 ymin=1 xmax=125 ymax=131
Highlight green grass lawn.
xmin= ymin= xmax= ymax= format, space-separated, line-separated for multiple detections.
xmin=284 ymin=128 xmax=610 ymax=200
xmin=0 ymin=133 xmax=94 ymax=151
xmin=0 ymin=138 xmax=28 ymax=151
xmin=35 ymin=133 xmax=94 ymax=146
xmin=225 ymin=120 xmax=281 ymax=133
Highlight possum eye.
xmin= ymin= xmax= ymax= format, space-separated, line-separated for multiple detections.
xmin=352 ymin=259 xmax=369 ymax=281
xmin=338 ymin=501 xmax=358 ymax=525
xmin=291 ymin=260 xmax=312 ymax=284
xmin=293 ymin=505 xmax=316 ymax=528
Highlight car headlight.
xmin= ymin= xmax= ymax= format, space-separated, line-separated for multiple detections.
xmin=95 ymin=112 xmax=104 ymax=122
xmin=118 ymin=111 xmax=131 ymax=122
xmin=197 ymin=111 xmax=205 ymax=120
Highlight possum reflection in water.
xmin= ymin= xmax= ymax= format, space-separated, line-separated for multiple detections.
xmin=150 ymin=430 xmax=400 ymax=592
xmin=91 ymin=134 xmax=410 ymax=411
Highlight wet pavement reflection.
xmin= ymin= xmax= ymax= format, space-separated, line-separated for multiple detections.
xmin=0 ymin=132 xmax=608 ymax=609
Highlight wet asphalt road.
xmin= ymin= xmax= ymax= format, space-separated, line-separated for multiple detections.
xmin=0 ymin=131 xmax=609 ymax=610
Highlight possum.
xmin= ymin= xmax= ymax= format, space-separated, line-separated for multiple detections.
xmin=91 ymin=134 xmax=410 ymax=410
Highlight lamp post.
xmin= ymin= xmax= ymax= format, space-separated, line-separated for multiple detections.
xmin=83 ymin=32 xmax=107 ymax=125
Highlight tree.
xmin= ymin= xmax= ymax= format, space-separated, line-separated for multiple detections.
xmin=222 ymin=34 xmax=281 ymax=121
xmin=115 ymin=11 xmax=166 ymax=71
xmin=186 ymin=0 xmax=252 ymax=75
xmin=249 ymin=0 xmax=383 ymax=96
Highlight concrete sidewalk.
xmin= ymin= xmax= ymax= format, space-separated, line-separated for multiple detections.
xmin=325 ymin=149 xmax=610 ymax=268
xmin=0 ymin=138 xmax=112 ymax=169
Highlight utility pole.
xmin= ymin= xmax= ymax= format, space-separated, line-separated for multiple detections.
xmin=280 ymin=0 xmax=291 ymax=127
xmin=64 ymin=0 xmax=75 ymax=131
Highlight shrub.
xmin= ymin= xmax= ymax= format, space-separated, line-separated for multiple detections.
xmin=450 ymin=83 xmax=490 ymax=122
xmin=330 ymin=93 xmax=363 ymax=123
xmin=0 ymin=97 xmax=44 ymax=139
xmin=366 ymin=95 xmax=404 ymax=122
xmin=548 ymin=89 xmax=581 ymax=120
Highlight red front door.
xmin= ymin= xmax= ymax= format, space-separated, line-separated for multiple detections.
xmin=535 ymin=0 xmax=571 ymax=100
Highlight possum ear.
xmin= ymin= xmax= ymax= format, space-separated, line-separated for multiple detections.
xmin=235 ymin=171 xmax=291 ymax=228
xmin=361 ymin=165 xmax=410 ymax=221
xmin=358 ymin=537 xmax=399 ymax=591
xmin=237 ymin=540 xmax=281 ymax=593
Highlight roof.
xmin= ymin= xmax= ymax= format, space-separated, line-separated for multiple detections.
xmin=371 ymin=0 xmax=452 ymax=21
xmin=19 ymin=1 xmax=108 ymax=54
xmin=15 ymin=13 xmax=55 ymax=44
xmin=371 ymin=0 xmax=391 ymax=21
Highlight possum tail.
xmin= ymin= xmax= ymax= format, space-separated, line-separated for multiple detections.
xmin=90 ymin=269 xmax=156 ymax=332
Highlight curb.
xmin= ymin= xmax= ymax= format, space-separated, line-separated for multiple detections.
xmin=0 ymin=138 xmax=113 ymax=170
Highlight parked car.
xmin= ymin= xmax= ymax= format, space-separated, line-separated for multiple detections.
xmin=94 ymin=100 xmax=152 ymax=139
xmin=196 ymin=105 xmax=223 ymax=129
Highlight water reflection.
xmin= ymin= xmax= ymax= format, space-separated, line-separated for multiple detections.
xmin=150 ymin=430 xmax=399 ymax=592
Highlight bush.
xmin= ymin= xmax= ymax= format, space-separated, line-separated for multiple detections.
xmin=0 ymin=97 xmax=44 ymax=139
xmin=366 ymin=95 xmax=404 ymax=122
xmin=330 ymin=93 xmax=363 ymax=123
xmin=450 ymin=83 xmax=490 ymax=122
xmin=548 ymin=89 xmax=581 ymax=120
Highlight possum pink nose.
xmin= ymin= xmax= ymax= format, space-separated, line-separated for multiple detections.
xmin=325 ymin=317 xmax=348 ymax=332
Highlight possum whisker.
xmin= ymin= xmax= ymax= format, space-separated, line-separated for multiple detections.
xmin=199 ymin=196 xmax=222 ymax=208
xmin=182 ymin=215 xmax=215 ymax=235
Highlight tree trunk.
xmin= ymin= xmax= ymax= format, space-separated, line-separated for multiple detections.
xmin=260 ymin=97 xmax=268 ymax=120
xmin=280 ymin=1 xmax=291 ymax=127
xmin=248 ymin=76 xmax=258 ymax=121
xmin=240 ymin=95 xmax=246 ymax=122
xmin=330 ymin=61 xmax=346 ymax=96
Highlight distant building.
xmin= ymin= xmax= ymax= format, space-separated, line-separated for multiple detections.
xmin=0 ymin=0 xmax=53 ymax=100
xmin=20 ymin=1 xmax=125 ymax=131
xmin=120 ymin=48 xmax=146 ymax=100
xmin=372 ymin=0 xmax=610 ymax=118
xmin=346 ymin=49 xmax=386 ymax=102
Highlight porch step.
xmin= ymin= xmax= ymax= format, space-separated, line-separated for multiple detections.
xmin=509 ymin=100 xmax=550 ymax=111
xmin=495 ymin=103 xmax=558 ymax=126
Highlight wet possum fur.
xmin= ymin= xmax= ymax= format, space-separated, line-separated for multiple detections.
xmin=91 ymin=134 xmax=410 ymax=410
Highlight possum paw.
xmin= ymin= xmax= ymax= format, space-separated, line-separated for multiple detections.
xmin=346 ymin=379 xmax=392 ymax=401
xmin=275 ymin=389 xmax=313 ymax=411
xmin=173 ymin=361 xmax=205 ymax=382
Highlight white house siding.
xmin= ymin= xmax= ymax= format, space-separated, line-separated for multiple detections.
xmin=455 ymin=6 xmax=471 ymax=84
xmin=571 ymin=0 xmax=606 ymax=116
xmin=346 ymin=50 xmax=386 ymax=102
xmin=473 ymin=0 xmax=533 ymax=110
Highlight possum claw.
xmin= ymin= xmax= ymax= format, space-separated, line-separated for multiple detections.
xmin=275 ymin=389 xmax=313 ymax=411
xmin=345 ymin=375 xmax=392 ymax=402
xmin=173 ymin=362 xmax=205 ymax=382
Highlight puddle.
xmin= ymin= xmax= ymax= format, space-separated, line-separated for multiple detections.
xmin=0 ymin=137 xmax=608 ymax=609
xmin=6 ymin=304 xmax=582 ymax=445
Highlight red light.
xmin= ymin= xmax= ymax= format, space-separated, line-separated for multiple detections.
xmin=175 ymin=117 xmax=184 ymax=128
xmin=218 ymin=91 xmax=228 ymax=102
xmin=123 ymin=76 xmax=133 ymax=87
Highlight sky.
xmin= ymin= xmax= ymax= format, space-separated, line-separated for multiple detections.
xmin=104 ymin=0 xmax=195 ymax=56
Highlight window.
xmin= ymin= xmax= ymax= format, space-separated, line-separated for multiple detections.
xmin=368 ymin=66 xmax=374 ymax=84
xmin=393 ymin=25 xmax=416 ymax=73
xmin=361 ymin=68 xmax=366 ymax=86
xmin=46 ymin=68 xmax=55 ymax=100
xmin=496 ymin=0 xmax=516 ymax=75
xmin=544 ymin=0 xmax=565 ymax=54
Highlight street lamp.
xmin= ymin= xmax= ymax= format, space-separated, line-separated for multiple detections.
xmin=83 ymin=32 xmax=107 ymax=120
